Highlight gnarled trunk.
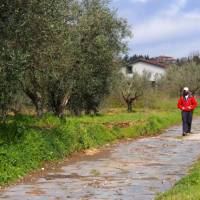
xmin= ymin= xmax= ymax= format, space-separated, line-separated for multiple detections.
xmin=48 ymin=90 xmax=70 ymax=117
xmin=24 ymin=89 xmax=43 ymax=117
xmin=55 ymin=95 xmax=70 ymax=117
xmin=122 ymin=92 xmax=142 ymax=113
xmin=35 ymin=100 xmax=43 ymax=117
xmin=127 ymin=100 xmax=133 ymax=112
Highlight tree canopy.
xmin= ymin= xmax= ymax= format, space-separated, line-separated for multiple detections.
xmin=0 ymin=0 xmax=130 ymax=118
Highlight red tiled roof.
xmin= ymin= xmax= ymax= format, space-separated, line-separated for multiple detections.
xmin=132 ymin=59 xmax=168 ymax=69
xmin=156 ymin=56 xmax=175 ymax=59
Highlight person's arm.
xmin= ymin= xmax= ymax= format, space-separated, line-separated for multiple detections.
xmin=177 ymin=97 xmax=185 ymax=110
xmin=190 ymin=96 xmax=198 ymax=110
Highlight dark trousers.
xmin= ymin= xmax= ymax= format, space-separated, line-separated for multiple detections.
xmin=182 ymin=111 xmax=193 ymax=133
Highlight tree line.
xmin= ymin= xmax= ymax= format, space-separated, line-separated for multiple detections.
xmin=1 ymin=0 xmax=199 ymax=119
xmin=163 ymin=60 xmax=200 ymax=96
xmin=0 ymin=0 xmax=130 ymax=119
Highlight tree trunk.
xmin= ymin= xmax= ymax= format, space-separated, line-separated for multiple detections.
xmin=127 ymin=101 xmax=133 ymax=112
xmin=85 ymin=109 xmax=91 ymax=115
xmin=35 ymin=100 xmax=43 ymax=117
xmin=54 ymin=104 xmax=64 ymax=117
xmin=73 ymin=108 xmax=81 ymax=116
xmin=24 ymin=89 xmax=43 ymax=117
xmin=50 ymin=94 xmax=70 ymax=117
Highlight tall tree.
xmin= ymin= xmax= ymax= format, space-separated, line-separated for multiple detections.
xmin=0 ymin=0 xmax=73 ymax=116
xmin=0 ymin=0 xmax=130 ymax=117
xmin=68 ymin=0 xmax=130 ymax=115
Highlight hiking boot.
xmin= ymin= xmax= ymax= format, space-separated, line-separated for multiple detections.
xmin=182 ymin=132 xmax=187 ymax=136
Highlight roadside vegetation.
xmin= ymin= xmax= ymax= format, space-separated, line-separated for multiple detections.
xmin=156 ymin=161 xmax=200 ymax=200
xmin=1 ymin=93 xmax=200 ymax=187
xmin=0 ymin=102 xmax=181 ymax=186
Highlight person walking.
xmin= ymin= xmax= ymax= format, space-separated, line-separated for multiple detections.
xmin=177 ymin=87 xmax=198 ymax=136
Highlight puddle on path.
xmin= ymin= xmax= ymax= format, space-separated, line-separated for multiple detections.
xmin=1 ymin=119 xmax=200 ymax=200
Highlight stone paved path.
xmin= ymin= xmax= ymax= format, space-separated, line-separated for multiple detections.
xmin=1 ymin=119 xmax=200 ymax=200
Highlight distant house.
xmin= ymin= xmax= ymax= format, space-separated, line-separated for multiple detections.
xmin=122 ymin=59 xmax=168 ymax=81
xmin=152 ymin=56 xmax=176 ymax=65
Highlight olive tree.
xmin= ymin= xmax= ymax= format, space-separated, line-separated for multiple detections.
xmin=118 ymin=72 xmax=151 ymax=112
xmin=0 ymin=0 xmax=131 ymax=117
xmin=68 ymin=0 xmax=130 ymax=115
xmin=0 ymin=0 xmax=76 ymax=116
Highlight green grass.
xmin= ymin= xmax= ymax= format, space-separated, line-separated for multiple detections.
xmin=156 ymin=161 xmax=200 ymax=200
xmin=0 ymin=108 xmax=182 ymax=186
xmin=1 ymin=96 xmax=199 ymax=188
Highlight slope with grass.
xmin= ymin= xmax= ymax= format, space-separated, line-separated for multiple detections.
xmin=0 ymin=99 xmax=200 ymax=187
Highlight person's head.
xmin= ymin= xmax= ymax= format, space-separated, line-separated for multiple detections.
xmin=183 ymin=87 xmax=189 ymax=96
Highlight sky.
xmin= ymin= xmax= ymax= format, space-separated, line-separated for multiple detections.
xmin=110 ymin=0 xmax=200 ymax=58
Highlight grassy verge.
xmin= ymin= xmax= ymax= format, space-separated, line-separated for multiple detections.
xmin=0 ymin=108 xmax=182 ymax=187
xmin=1 ymin=97 xmax=200 ymax=187
xmin=156 ymin=161 xmax=200 ymax=200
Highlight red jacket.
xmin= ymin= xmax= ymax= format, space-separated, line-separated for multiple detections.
xmin=177 ymin=95 xmax=198 ymax=111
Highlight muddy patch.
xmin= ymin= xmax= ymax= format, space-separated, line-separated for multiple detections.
xmin=45 ymin=173 xmax=85 ymax=180
xmin=103 ymin=120 xmax=145 ymax=129
xmin=26 ymin=188 xmax=46 ymax=195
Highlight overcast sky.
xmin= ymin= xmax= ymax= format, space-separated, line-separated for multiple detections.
xmin=110 ymin=0 xmax=200 ymax=58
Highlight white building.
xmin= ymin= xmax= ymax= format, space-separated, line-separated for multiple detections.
xmin=122 ymin=59 xmax=167 ymax=81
